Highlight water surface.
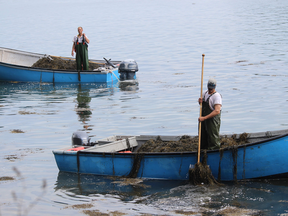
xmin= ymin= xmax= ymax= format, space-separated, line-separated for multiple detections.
xmin=0 ymin=0 xmax=288 ymax=215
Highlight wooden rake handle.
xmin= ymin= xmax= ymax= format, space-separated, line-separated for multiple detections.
xmin=197 ymin=54 xmax=205 ymax=164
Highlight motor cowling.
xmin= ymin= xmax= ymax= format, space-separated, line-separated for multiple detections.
xmin=72 ymin=131 xmax=91 ymax=146
xmin=118 ymin=59 xmax=138 ymax=81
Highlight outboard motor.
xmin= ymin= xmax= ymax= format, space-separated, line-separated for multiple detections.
xmin=72 ymin=131 xmax=91 ymax=146
xmin=118 ymin=59 xmax=138 ymax=81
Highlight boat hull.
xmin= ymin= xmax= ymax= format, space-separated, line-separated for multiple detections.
xmin=53 ymin=130 xmax=288 ymax=181
xmin=0 ymin=47 xmax=120 ymax=83
xmin=0 ymin=62 xmax=119 ymax=83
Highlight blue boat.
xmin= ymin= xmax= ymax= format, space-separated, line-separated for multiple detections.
xmin=53 ymin=129 xmax=288 ymax=181
xmin=0 ymin=47 xmax=137 ymax=83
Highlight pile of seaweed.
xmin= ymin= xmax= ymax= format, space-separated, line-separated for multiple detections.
xmin=137 ymin=135 xmax=199 ymax=153
xmin=137 ymin=133 xmax=250 ymax=153
xmin=220 ymin=133 xmax=250 ymax=148
xmin=32 ymin=56 xmax=103 ymax=71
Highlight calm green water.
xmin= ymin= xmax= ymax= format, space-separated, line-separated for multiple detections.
xmin=0 ymin=0 xmax=288 ymax=215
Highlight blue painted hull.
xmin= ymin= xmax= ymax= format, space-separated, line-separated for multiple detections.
xmin=0 ymin=47 xmax=122 ymax=83
xmin=0 ymin=62 xmax=120 ymax=83
xmin=53 ymin=130 xmax=288 ymax=181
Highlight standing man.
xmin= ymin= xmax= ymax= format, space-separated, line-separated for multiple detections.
xmin=198 ymin=78 xmax=222 ymax=150
xmin=71 ymin=26 xmax=90 ymax=71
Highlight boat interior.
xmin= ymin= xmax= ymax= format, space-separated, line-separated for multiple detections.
xmin=0 ymin=47 xmax=44 ymax=67
xmin=0 ymin=47 xmax=120 ymax=68
xmin=54 ymin=129 xmax=288 ymax=154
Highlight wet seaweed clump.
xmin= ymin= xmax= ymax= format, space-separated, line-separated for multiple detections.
xmin=189 ymin=162 xmax=219 ymax=185
xmin=137 ymin=135 xmax=199 ymax=153
xmin=0 ymin=176 xmax=15 ymax=181
xmin=32 ymin=56 xmax=103 ymax=71
xmin=10 ymin=129 xmax=24 ymax=133
xmin=189 ymin=150 xmax=221 ymax=185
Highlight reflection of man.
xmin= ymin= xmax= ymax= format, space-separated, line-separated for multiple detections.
xmin=198 ymin=78 xmax=222 ymax=150
xmin=76 ymin=87 xmax=92 ymax=124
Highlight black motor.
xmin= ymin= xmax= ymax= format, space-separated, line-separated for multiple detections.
xmin=118 ymin=59 xmax=138 ymax=81
xmin=72 ymin=131 xmax=92 ymax=146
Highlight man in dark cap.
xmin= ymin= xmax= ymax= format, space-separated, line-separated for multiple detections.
xmin=198 ymin=78 xmax=222 ymax=149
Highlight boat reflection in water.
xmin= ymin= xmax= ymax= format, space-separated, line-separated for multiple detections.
xmin=54 ymin=171 xmax=186 ymax=200
xmin=118 ymin=80 xmax=139 ymax=92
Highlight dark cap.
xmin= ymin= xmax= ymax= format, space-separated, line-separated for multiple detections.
xmin=207 ymin=78 xmax=217 ymax=89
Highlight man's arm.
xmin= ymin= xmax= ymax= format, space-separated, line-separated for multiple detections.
xmin=198 ymin=104 xmax=221 ymax=122
xmin=71 ymin=43 xmax=75 ymax=56
xmin=83 ymin=33 xmax=90 ymax=43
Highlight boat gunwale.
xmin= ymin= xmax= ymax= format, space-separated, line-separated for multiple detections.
xmin=0 ymin=61 xmax=117 ymax=74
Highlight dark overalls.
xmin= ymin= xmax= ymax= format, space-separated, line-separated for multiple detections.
xmin=201 ymin=92 xmax=221 ymax=150
xmin=75 ymin=36 xmax=89 ymax=71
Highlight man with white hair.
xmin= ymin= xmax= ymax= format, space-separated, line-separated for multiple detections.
xmin=198 ymin=78 xmax=222 ymax=149
xmin=71 ymin=26 xmax=90 ymax=71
